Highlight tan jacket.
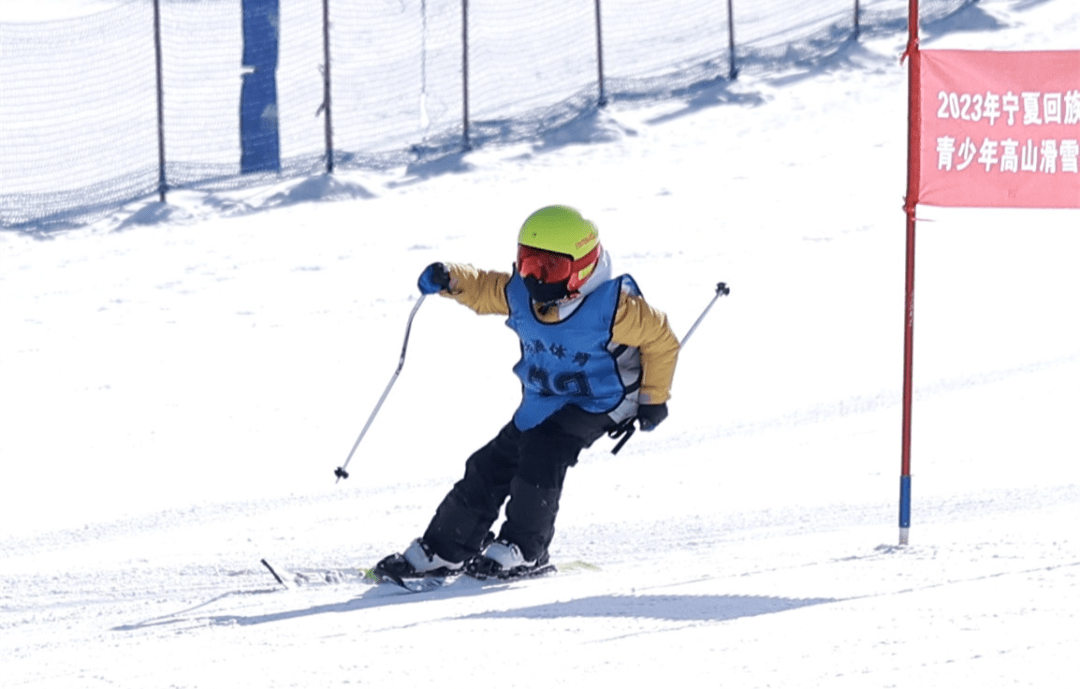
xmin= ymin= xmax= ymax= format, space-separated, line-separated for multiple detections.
xmin=439 ymin=263 xmax=680 ymax=405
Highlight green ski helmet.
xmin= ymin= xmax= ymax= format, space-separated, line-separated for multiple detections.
xmin=516 ymin=205 xmax=602 ymax=296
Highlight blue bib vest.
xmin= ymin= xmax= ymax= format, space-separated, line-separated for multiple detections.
xmin=505 ymin=272 xmax=642 ymax=431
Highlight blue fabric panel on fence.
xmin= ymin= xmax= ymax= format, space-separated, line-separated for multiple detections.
xmin=240 ymin=71 xmax=280 ymax=173
xmin=242 ymin=0 xmax=279 ymax=70
xmin=240 ymin=0 xmax=280 ymax=173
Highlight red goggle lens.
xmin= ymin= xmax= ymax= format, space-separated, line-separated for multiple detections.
xmin=517 ymin=245 xmax=572 ymax=283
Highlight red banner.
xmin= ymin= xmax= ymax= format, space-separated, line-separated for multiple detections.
xmin=918 ymin=50 xmax=1080 ymax=209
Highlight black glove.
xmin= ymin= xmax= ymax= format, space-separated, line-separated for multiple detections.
xmin=417 ymin=262 xmax=451 ymax=294
xmin=636 ymin=403 xmax=668 ymax=432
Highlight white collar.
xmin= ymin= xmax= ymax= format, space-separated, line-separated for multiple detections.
xmin=550 ymin=251 xmax=613 ymax=319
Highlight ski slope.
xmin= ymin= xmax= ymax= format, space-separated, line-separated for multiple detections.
xmin=1 ymin=1 xmax=1078 ymax=687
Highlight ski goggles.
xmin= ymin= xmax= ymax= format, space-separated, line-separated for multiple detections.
xmin=517 ymin=244 xmax=573 ymax=283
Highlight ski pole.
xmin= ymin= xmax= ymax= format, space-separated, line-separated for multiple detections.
xmin=335 ymin=294 xmax=428 ymax=482
xmin=610 ymin=281 xmax=730 ymax=454
xmin=680 ymin=281 xmax=730 ymax=348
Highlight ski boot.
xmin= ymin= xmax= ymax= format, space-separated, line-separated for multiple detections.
xmin=466 ymin=538 xmax=554 ymax=580
xmin=373 ymin=538 xmax=464 ymax=587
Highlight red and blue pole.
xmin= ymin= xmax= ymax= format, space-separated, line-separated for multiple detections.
xmin=899 ymin=0 xmax=921 ymax=545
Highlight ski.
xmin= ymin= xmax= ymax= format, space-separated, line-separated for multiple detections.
xmin=260 ymin=559 xmax=377 ymax=590
xmin=261 ymin=558 xmax=598 ymax=593
xmin=372 ymin=560 xmax=599 ymax=594
xmin=375 ymin=571 xmax=456 ymax=593
xmin=373 ymin=567 xmax=553 ymax=593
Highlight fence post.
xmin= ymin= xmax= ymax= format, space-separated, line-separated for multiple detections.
xmin=461 ymin=0 xmax=471 ymax=150
xmin=594 ymin=0 xmax=607 ymax=106
xmin=726 ymin=0 xmax=738 ymax=80
xmin=854 ymin=0 xmax=861 ymax=39
xmin=322 ymin=0 xmax=334 ymax=172
xmin=152 ymin=0 xmax=168 ymax=202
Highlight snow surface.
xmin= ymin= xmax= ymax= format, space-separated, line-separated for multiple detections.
xmin=1 ymin=1 xmax=1078 ymax=687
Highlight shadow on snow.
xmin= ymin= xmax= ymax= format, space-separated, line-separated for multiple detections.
xmin=148 ymin=588 xmax=836 ymax=629
xmin=462 ymin=593 xmax=837 ymax=623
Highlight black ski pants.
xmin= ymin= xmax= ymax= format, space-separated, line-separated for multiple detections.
xmin=422 ymin=405 xmax=615 ymax=564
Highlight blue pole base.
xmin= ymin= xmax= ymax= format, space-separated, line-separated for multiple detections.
xmin=899 ymin=474 xmax=912 ymax=545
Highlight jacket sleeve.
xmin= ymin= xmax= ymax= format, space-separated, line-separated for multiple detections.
xmin=612 ymin=291 xmax=680 ymax=405
xmin=439 ymin=262 xmax=512 ymax=316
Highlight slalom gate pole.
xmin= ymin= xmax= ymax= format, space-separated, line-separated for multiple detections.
xmin=898 ymin=0 xmax=922 ymax=545
xmin=335 ymin=295 xmax=427 ymax=482
xmin=610 ymin=281 xmax=730 ymax=454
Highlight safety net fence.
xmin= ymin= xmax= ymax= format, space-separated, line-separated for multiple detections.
xmin=0 ymin=0 xmax=970 ymax=228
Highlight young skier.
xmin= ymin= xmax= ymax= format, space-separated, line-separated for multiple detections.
xmin=374 ymin=205 xmax=680 ymax=581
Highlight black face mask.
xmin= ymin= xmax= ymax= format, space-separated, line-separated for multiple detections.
xmin=523 ymin=275 xmax=570 ymax=304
